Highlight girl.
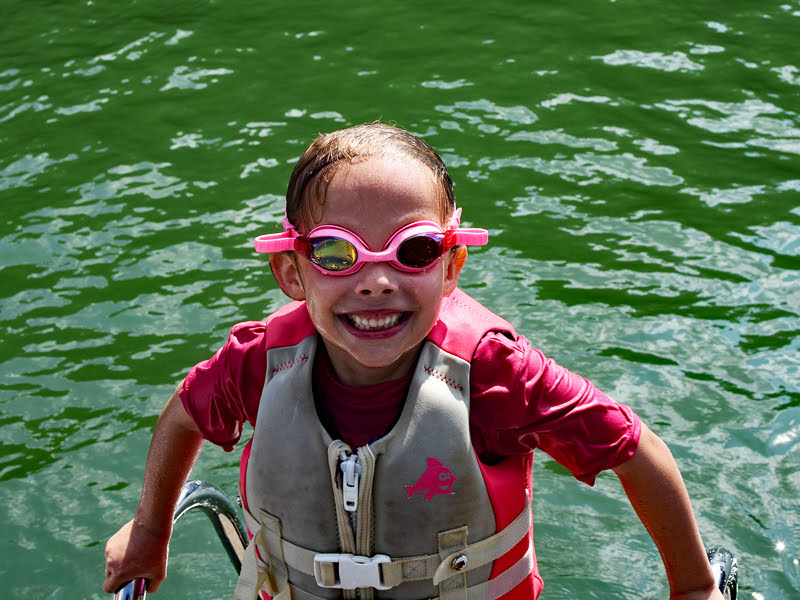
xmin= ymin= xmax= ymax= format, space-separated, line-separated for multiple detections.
xmin=104 ymin=123 xmax=723 ymax=600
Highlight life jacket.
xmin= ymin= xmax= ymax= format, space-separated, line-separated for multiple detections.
xmin=235 ymin=289 xmax=542 ymax=600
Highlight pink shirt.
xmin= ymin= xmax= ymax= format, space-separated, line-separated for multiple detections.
xmin=180 ymin=321 xmax=640 ymax=485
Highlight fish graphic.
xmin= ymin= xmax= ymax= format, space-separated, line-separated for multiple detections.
xmin=405 ymin=457 xmax=456 ymax=500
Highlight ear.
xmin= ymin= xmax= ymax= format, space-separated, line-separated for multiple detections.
xmin=442 ymin=246 xmax=467 ymax=296
xmin=270 ymin=253 xmax=306 ymax=301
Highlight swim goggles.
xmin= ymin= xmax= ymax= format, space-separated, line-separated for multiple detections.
xmin=254 ymin=208 xmax=488 ymax=275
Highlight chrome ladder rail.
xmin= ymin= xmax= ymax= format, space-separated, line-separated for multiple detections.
xmin=112 ymin=480 xmax=247 ymax=600
xmin=708 ymin=546 xmax=739 ymax=599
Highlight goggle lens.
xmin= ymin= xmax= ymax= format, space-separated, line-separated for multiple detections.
xmin=396 ymin=234 xmax=444 ymax=269
xmin=310 ymin=238 xmax=358 ymax=272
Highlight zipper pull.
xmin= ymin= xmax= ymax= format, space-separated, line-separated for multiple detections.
xmin=339 ymin=452 xmax=361 ymax=513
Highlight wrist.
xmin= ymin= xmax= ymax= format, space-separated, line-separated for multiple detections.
xmin=134 ymin=504 xmax=174 ymax=538
xmin=668 ymin=576 xmax=722 ymax=600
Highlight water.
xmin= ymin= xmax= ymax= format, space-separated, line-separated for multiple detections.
xmin=1 ymin=1 xmax=798 ymax=598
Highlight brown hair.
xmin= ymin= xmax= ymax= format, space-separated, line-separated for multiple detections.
xmin=286 ymin=122 xmax=455 ymax=230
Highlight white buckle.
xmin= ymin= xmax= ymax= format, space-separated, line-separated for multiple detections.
xmin=314 ymin=553 xmax=391 ymax=590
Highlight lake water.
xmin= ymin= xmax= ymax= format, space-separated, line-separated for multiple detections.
xmin=1 ymin=1 xmax=798 ymax=598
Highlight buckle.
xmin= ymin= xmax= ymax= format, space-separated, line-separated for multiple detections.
xmin=314 ymin=553 xmax=391 ymax=590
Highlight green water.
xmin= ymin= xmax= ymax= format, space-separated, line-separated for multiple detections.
xmin=1 ymin=1 xmax=798 ymax=598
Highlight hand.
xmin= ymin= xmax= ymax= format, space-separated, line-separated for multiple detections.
xmin=102 ymin=518 xmax=170 ymax=594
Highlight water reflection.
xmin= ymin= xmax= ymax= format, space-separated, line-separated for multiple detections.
xmin=1 ymin=0 xmax=799 ymax=597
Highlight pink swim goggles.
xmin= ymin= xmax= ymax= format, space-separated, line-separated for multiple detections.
xmin=254 ymin=208 xmax=488 ymax=275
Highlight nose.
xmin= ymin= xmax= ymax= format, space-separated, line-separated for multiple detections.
xmin=354 ymin=262 xmax=399 ymax=296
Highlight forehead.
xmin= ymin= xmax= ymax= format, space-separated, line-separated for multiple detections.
xmin=315 ymin=156 xmax=444 ymax=228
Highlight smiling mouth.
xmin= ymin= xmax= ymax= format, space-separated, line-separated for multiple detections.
xmin=346 ymin=313 xmax=406 ymax=331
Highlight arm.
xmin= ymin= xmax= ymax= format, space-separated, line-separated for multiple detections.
xmin=102 ymin=387 xmax=205 ymax=594
xmin=612 ymin=423 xmax=723 ymax=600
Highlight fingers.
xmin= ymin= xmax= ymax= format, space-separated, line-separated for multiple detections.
xmin=102 ymin=545 xmax=119 ymax=593
xmin=102 ymin=575 xmax=150 ymax=596
xmin=102 ymin=563 xmax=158 ymax=595
xmin=102 ymin=554 xmax=133 ymax=594
xmin=102 ymin=554 xmax=161 ymax=594
xmin=102 ymin=519 xmax=167 ymax=594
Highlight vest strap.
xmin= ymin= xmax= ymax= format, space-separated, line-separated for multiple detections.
xmin=442 ymin=543 xmax=534 ymax=600
xmin=241 ymin=492 xmax=532 ymax=596
xmin=234 ymin=527 xmax=269 ymax=600
xmin=437 ymin=526 xmax=468 ymax=600
xmin=483 ymin=544 xmax=535 ymax=600
xmin=236 ymin=509 xmax=293 ymax=600
xmin=433 ymin=491 xmax=532 ymax=585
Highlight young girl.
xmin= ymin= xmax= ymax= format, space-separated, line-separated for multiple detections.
xmin=103 ymin=123 xmax=723 ymax=600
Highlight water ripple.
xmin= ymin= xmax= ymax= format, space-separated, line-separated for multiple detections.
xmin=595 ymin=49 xmax=706 ymax=72
xmin=0 ymin=152 xmax=79 ymax=191
xmin=436 ymin=99 xmax=539 ymax=125
xmin=1 ymin=1 xmax=799 ymax=597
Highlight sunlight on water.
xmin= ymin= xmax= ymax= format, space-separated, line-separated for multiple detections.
xmin=1 ymin=1 xmax=798 ymax=598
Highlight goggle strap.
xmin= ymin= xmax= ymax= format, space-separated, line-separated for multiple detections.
xmin=447 ymin=208 xmax=462 ymax=229
xmin=254 ymin=231 xmax=298 ymax=253
xmin=451 ymin=228 xmax=489 ymax=246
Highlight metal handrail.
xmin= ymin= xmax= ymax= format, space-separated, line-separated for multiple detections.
xmin=172 ymin=480 xmax=248 ymax=572
xmin=112 ymin=480 xmax=247 ymax=600
xmin=708 ymin=546 xmax=739 ymax=599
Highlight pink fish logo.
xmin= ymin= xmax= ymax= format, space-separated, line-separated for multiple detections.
xmin=405 ymin=457 xmax=456 ymax=500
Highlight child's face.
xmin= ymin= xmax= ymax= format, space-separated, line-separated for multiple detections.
xmin=271 ymin=155 xmax=465 ymax=386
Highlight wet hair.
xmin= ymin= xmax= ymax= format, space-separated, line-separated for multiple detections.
xmin=286 ymin=122 xmax=455 ymax=230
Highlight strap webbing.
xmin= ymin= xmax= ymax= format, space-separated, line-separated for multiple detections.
xmin=235 ymin=509 xmax=292 ymax=600
xmin=437 ymin=527 xmax=469 ymax=600
xmin=239 ymin=492 xmax=533 ymax=599
xmin=234 ymin=526 xmax=269 ymax=600
xmin=456 ymin=544 xmax=534 ymax=600
xmin=483 ymin=547 xmax=534 ymax=600
xmin=433 ymin=491 xmax=531 ymax=585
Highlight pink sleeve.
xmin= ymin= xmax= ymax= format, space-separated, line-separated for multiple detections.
xmin=178 ymin=321 xmax=267 ymax=451
xmin=470 ymin=331 xmax=641 ymax=485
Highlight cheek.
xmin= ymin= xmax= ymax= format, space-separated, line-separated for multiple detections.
xmin=411 ymin=268 xmax=448 ymax=302
xmin=298 ymin=263 xmax=339 ymax=294
xmin=295 ymin=270 xmax=332 ymax=314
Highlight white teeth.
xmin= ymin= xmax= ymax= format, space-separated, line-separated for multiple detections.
xmin=350 ymin=313 xmax=402 ymax=331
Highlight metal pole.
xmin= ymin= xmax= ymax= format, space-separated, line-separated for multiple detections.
xmin=708 ymin=546 xmax=739 ymax=599
xmin=112 ymin=480 xmax=247 ymax=600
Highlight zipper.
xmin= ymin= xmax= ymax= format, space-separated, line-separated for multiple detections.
xmin=339 ymin=451 xmax=361 ymax=513
xmin=329 ymin=442 xmax=376 ymax=600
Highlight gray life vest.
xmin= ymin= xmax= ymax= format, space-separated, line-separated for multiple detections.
xmin=235 ymin=290 xmax=537 ymax=600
